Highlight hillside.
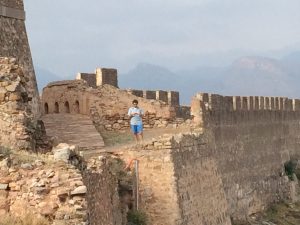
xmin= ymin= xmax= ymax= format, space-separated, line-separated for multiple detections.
xmin=119 ymin=54 xmax=300 ymax=104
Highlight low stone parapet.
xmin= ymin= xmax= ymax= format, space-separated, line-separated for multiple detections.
xmin=90 ymin=111 xmax=187 ymax=131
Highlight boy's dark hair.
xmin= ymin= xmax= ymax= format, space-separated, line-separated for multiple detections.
xmin=132 ymin=99 xmax=138 ymax=104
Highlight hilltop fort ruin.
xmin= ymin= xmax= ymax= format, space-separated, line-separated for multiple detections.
xmin=1 ymin=1 xmax=300 ymax=225
xmin=41 ymin=69 xmax=300 ymax=225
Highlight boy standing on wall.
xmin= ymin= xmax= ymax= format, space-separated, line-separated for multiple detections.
xmin=128 ymin=99 xmax=144 ymax=144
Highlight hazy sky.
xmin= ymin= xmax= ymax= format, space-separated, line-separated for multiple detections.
xmin=24 ymin=0 xmax=300 ymax=77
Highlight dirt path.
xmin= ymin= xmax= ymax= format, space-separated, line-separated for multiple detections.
xmin=42 ymin=113 xmax=193 ymax=156
xmin=102 ymin=125 xmax=193 ymax=152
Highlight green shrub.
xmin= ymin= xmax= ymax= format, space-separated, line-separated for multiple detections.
xmin=295 ymin=167 xmax=300 ymax=180
xmin=127 ymin=210 xmax=147 ymax=225
xmin=284 ymin=160 xmax=297 ymax=180
xmin=0 ymin=146 xmax=12 ymax=158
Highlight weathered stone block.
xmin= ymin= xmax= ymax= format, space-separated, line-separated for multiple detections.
xmin=0 ymin=184 xmax=8 ymax=190
xmin=76 ymin=73 xmax=96 ymax=88
xmin=143 ymin=90 xmax=156 ymax=100
xmin=95 ymin=68 xmax=118 ymax=87
xmin=156 ymin=90 xmax=168 ymax=103
xmin=168 ymin=91 xmax=179 ymax=106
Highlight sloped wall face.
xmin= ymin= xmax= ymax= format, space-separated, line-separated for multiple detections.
xmin=191 ymin=93 xmax=296 ymax=220
xmin=0 ymin=0 xmax=40 ymax=117
xmin=83 ymin=168 xmax=123 ymax=225
xmin=171 ymin=135 xmax=231 ymax=225
xmin=286 ymin=121 xmax=300 ymax=159
xmin=120 ymin=136 xmax=232 ymax=225
xmin=83 ymin=156 xmax=131 ymax=225
xmin=202 ymin=123 xmax=291 ymax=220
xmin=121 ymin=146 xmax=181 ymax=225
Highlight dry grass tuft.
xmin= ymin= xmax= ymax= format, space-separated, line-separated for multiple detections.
xmin=11 ymin=150 xmax=52 ymax=165
xmin=0 ymin=213 xmax=50 ymax=225
xmin=101 ymin=130 xmax=133 ymax=146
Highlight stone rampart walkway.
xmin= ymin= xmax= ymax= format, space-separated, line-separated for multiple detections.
xmin=42 ymin=114 xmax=105 ymax=157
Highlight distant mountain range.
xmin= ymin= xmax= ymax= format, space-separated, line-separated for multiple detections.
xmin=35 ymin=51 xmax=300 ymax=105
xmin=119 ymin=52 xmax=300 ymax=104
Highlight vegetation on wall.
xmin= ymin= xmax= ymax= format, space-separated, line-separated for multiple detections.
xmin=284 ymin=160 xmax=298 ymax=181
xmin=232 ymin=202 xmax=300 ymax=225
xmin=0 ymin=146 xmax=11 ymax=158
xmin=127 ymin=210 xmax=147 ymax=225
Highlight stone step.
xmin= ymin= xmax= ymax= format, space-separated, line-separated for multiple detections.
xmin=42 ymin=114 xmax=105 ymax=158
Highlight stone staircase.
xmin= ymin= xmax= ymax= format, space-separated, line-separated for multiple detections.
xmin=42 ymin=114 xmax=105 ymax=158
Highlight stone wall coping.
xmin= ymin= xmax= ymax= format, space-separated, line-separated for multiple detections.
xmin=46 ymin=80 xmax=85 ymax=88
xmin=0 ymin=4 xmax=25 ymax=20
xmin=126 ymin=88 xmax=179 ymax=94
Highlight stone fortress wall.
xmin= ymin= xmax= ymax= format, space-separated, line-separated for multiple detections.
xmin=0 ymin=57 xmax=38 ymax=150
xmin=126 ymin=89 xmax=179 ymax=106
xmin=0 ymin=0 xmax=40 ymax=117
xmin=42 ymin=70 xmax=191 ymax=131
xmin=41 ymin=67 xmax=300 ymax=225
xmin=0 ymin=0 xmax=45 ymax=151
xmin=76 ymin=68 xmax=118 ymax=88
xmin=0 ymin=0 xmax=24 ymax=9
xmin=83 ymin=156 xmax=129 ymax=225
xmin=191 ymin=93 xmax=300 ymax=159
xmin=2 ymin=1 xmax=300 ymax=224
xmin=116 ymin=92 xmax=300 ymax=225
xmin=76 ymin=68 xmax=181 ymax=107
xmin=190 ymin=93 xmax=300 ymax=220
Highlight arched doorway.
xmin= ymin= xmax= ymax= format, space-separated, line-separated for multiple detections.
xmin=75 ymin=100 xmax=80 ymax=113
xmin=54 ymin=102 xmax=59 ymax=113
xmin=64 ymin=101 xmax=70 ymax=113
xmin=44 ymin=103 xmax=49 ymax=114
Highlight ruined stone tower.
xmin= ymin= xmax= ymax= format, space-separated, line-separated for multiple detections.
xmin=0 ymin=0 xmax=44 ymax=150
xmin=0 ymin=0 xmax=40 ymax=116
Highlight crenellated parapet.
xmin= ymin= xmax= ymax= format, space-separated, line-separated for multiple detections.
xmin=126 ymin=89 xmax=180 ymax=106
xmin=126 ymin=89 xmax=143 ymax=97
xmin=76 ymin=73 xmax=97 ymax=88
xmin=76 ymin=67 xmax=118 ymax=88
xmin=76 ymin=68 xmax=181 ymax=107
xmin=191 ymin=93 xmax=300 ymax=126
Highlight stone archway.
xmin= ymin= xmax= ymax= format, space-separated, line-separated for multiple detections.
xmin=54 ymin=102 xmax=59 ymax=113
xmin=44 ymin=103 xmax=49 ymax=114
xmin=75 ymin=100 xmax=80 ymax=114
xmin=64 ymin=101 xmax=70 ymax=113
